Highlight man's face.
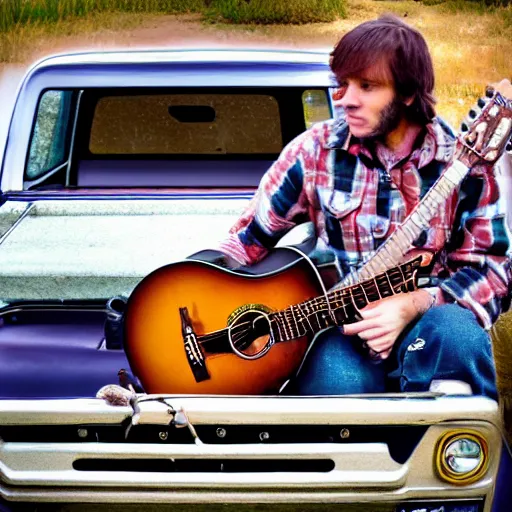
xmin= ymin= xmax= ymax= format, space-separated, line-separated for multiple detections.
xmin=335 ymin=64 xmax=405 ymax=140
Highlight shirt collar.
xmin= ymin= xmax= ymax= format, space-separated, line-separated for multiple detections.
xmin=323 ymin=113 xmax=456 ymax=169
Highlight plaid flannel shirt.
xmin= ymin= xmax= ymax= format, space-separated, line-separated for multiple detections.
xmin=219 ymin=116 xmax=511 ymax=330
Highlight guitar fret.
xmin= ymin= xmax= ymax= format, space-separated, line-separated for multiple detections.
xmin=362 ymin=279 xmax=379 ymax=303
xmin=384 ymin=269 xmax=395 ymax=294
xmin=291 ymin=305 xmax=304 ymax=337
xmin=401 ymin=223 xmax=416 ymax=243
xmin=428 ymin=186 xmax=446 ymax=204
xmin=283 ymin=310 xmax=293 ymax=339
xmin=293 ymin=305 xmax=307 ymax=338
xmin=298 ymin=303 xmax=315 ymax=333
xmin=382 ymin=274 xmax=394 ymax=296
xmin=360 ymin=283 xmax=369 ymax=303
xmin=372 ymin=276 xmax=383 ymax=300
xmin=374 ymin=252 xmax=388 ymax=274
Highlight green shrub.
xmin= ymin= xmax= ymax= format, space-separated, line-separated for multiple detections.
xmin=0 ymin=0 xmax=347 ymax=32
xmin=207 ymin=0 xmax=347 ymax=24
xmin=0 ymin=0 xmax=204 ymax=32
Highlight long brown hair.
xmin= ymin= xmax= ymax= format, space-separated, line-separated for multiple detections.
xmin=330 ymin=15 xmax=436 ymax=124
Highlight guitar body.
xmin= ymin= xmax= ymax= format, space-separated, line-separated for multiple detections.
xmin=124 ymin=252 xmax=324 ymax=395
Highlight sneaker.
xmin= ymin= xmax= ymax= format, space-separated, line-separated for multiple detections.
xmin=429 ymin=379 xmax=473 ymax=396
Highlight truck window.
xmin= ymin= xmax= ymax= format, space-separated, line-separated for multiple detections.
xmin=26 ymin=90 xmax=73 ymax=181
xmin=75 ymin=88 xmax=310 ymax=188
xmin=89 ymin=93 xmax=283 ymax=155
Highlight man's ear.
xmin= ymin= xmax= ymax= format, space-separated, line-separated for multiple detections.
xmin=404 ymin=95 xmax=415 ymax=107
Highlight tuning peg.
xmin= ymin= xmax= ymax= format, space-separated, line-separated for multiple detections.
xmin=460 ymin=121 xmax=469 ymax=132
xmin=462 ymin=115 xmax=476 ymax=134
xmin=477 ymin=98 xmax=486 ymax=108
xmin=468 ymin=108 xmax=480 ymax=119
xmin=506 ymin=139 xmax=512 ymax=154
xmin=485 ymin=86 xmax=495 ymax=98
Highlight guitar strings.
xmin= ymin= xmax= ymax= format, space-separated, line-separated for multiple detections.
xmin=195 ymin=262 xmax=417 ymax=347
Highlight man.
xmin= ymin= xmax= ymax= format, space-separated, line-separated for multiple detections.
xmin=214 ymin=15 xmax=512 ymax=399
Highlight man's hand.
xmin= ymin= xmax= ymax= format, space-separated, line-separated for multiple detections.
xmin=342 ymin=290 xmax=434 ymax=360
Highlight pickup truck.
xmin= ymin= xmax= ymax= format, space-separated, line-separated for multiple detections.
xmin=0 ymin=49 xmax=510 ymax=512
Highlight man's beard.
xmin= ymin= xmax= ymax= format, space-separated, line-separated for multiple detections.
xmin=361 ymin=96 xmax=406 ymax=142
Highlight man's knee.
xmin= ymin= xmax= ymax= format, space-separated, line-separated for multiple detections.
xmin=395 ymin=304 xmax=496 ymax=398
xmin=402 ymin=303 xmax=494 ymax=380
xmin=415 ymin=304 xmax=488 ymax=349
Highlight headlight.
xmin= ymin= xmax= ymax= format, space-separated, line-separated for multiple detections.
xmin=435 ymin=430 xmax=489 ymax=485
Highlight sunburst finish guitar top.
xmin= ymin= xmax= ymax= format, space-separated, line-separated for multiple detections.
xmin=125 ymin=257 xmax=323 ymax=395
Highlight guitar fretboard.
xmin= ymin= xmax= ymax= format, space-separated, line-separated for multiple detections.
xmin=269 ymin=256 xmax=422 ymax=343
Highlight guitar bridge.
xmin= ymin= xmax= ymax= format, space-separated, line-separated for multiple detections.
xmin=179 ymin=307 xmax=210 ymax=383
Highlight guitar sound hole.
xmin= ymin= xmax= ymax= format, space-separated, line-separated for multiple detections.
xmin=228 ymin=309 xmax=272 ymax=358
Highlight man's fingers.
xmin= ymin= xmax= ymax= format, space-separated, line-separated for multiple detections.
xmin=366 ymin=335 xmax=394 ymax=354
xmin=357 ymin=326 xmax=390 ymax=341
xmin=378 ymin=348 xmax=393 ymax=360
xmin=359 ymin=305 xmax=383 ymax=318
xmin=343 ymin=317 xmax=381 ymax=336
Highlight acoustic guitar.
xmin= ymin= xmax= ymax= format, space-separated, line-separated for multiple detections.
xmin=124 ymin=87 xmax=512 ymax=395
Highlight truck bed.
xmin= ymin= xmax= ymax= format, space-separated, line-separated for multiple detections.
xmin=0 ymin=197 xmax=250 ymax=300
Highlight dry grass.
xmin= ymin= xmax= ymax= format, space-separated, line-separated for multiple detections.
xmin=339 ymin=0 xmax=512 ymax=127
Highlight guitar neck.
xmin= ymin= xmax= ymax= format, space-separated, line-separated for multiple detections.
xmin=269 ymin=255 xmax=423 ymax=343
xmin=339 ymin=159 xmax=468 ymax=288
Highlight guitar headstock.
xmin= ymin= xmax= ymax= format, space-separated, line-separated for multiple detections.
xmin=457 ymin=85 xmax=512 ymax=168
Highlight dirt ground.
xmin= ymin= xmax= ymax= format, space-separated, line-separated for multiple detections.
xmin=1 ymin=12 xmax=353 ymax=63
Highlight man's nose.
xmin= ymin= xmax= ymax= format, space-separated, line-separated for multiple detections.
xmin=339 ymin=84 xmax=360 ymax=109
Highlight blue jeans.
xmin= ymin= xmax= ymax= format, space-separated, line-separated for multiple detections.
xmin=285 ymin=304 xmax=497 ymax=400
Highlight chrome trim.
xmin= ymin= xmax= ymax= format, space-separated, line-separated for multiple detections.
xmin=66 ymin=89 xmax=83 ymax=187
xmin=0 ymin=395 xmax=500 ymax=427
xmin=0 ymin=303 xmax=107 ymax=318
xmin=30 ymin=49 xmax=331 ymax=70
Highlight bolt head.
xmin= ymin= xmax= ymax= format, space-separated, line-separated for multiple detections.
xmin=340 ymin=428 xmax=350 ymax=439
xmin=77 ymin=428 xmax=88 ymax=439
xmin=159 ymin=431 xmax=168 ymax=441
xmin=216 ymin=428 xmax=227 ymax=438
xmin=259 ymin=431 xmax=270 ymax=441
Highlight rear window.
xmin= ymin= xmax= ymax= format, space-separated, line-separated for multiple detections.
xmin=89 ymin=94 xmax=283 ymax=155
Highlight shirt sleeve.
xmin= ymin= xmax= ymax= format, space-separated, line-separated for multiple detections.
xmin=218 ymin=130 xmax=315 ymax=266
xmin=436 ymin=161 xmax=512 ymax=330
